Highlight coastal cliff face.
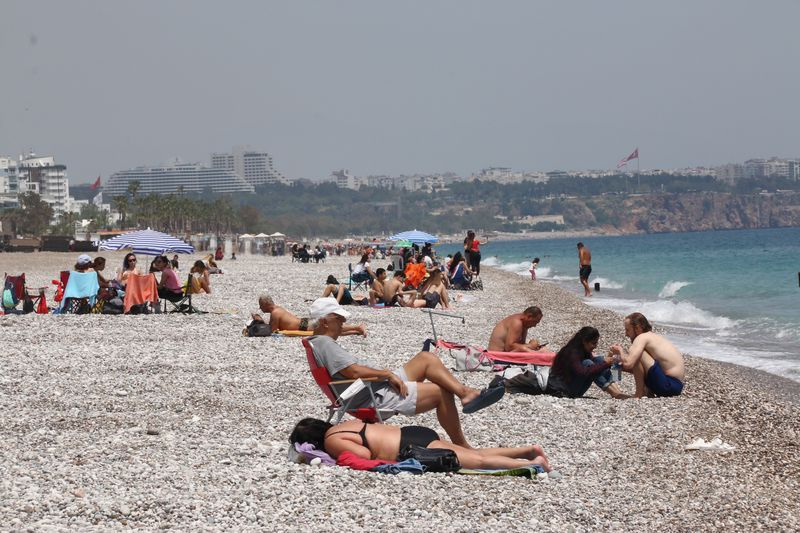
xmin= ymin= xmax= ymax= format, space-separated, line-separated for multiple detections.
xmin=563 ymin=192 xmax=800 ymax=233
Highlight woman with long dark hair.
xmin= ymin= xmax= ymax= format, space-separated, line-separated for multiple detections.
xmin=546 ymin=327 xmax=627 ymax=399
xmin=290 ymin=418 xmax=550 ymax=471
xmin=116 ymin=252 xmax=142 ymax=288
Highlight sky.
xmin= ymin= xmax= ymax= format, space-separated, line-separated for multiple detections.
xmin=1 ymin=1 xmax=799 ymax=184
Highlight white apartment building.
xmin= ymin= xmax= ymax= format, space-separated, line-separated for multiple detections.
xmin=332 ymin=169 xmax=360 ymax=190
xmin=0 ymin=152 xmax=72 ymax=215
xmin=211 ymin=147 xmax=286 ymax=187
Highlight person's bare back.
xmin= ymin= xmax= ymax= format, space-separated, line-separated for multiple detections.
xmin=633 ymin=332 xmax=685 ymax=380
xmin=488 ymin=308 xmax=542 ymax=352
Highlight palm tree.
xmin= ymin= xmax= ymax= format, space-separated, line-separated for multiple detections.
xmin=112 ymin=195 xmax=129 ymax=228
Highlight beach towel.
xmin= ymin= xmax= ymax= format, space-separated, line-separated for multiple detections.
xmin=123 ymin=273 xmax=158 ymax=314
xmin=336 ymin=451 xmax=396 ymax=471
xmin=458 ymin=465 xmax=546 ymax=478
xmin=59 ymin=272 xmax=100 ymax=310
xmin=290 ymin=442 xmax=336 ymax=466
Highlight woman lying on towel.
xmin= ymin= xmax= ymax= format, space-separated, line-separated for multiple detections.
xmin=322 ymin=275 xmax=368 ymax=305
xmin=546 ymin=326 xmax=628 ymax=399
xmin=290 ymin=418 xmax=550 ymax=471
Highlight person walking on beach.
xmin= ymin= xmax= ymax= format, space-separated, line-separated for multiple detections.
xmin=610 ymin=312 xmax=685 ymax=398
xmin=488 ymin=307 xmax=544 ymax=352
xmin=306 ymin=297 xmax=505 ymax=448
xmin=529 ymin=257 xmax=540 ymax=280
xmin=577 ymin=242 xmax=592 ymax=297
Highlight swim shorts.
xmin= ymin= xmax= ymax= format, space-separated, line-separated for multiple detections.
xmin=645 ymin=360 xmax=684 ymax=397
xmin=374 ymin=368 xmax=418 ymax=416
xmin=579 ymin=265 xmax=592 ymax=280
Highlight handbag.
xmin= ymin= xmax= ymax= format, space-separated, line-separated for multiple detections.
xmin=397 ymin=444 xmax=460 ymax=473
xmin=245 ymin=320 xmax=272 ymax=337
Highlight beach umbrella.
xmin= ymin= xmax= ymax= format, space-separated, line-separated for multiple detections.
xmin=389 ymin=229 xmax=438 ymax=245
xmin=98 ymin=229 xmax=194 ymax=255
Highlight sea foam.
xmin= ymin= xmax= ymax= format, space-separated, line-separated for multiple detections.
xmin=658 ymin=280 xmax=693 ymax=299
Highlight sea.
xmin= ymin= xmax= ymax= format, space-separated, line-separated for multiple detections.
xmin=441 ymin=227 xmax=800 ymax=383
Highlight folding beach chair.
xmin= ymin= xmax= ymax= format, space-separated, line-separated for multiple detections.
xmin=58 ymin=272 xmax=100 ymax=315
xmin=123 ymin=273 xmax=159 ymax=314
xmin=302 ymin=338 xmax=394 ymax=424
xmin=2 ymin=273 xmax=47 ymax=314
xmin=348 ymin=263 xmax=369 ymax=292
xmin=162 ymin=274 xmax=204 ymax=314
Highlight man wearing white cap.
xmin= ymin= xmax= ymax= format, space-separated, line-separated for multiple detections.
xmin=307 ymin=297 xmax=504 ymax=447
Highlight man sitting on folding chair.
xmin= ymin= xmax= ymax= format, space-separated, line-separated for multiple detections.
xmin=306 ymin=297 xmax=505 ymax=448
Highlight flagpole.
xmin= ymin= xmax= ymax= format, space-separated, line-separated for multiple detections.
xmin=637 ymin=150 xmax=640 ymax=191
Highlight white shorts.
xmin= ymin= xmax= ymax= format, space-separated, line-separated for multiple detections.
xmin=373 ymin=368 xmax=418 ymax=416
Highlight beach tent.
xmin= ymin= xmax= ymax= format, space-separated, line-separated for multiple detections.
xmin=270 ymin=232 xmax=286 ymax=238
xmin=389 ymin=230 xmax=438 ymax=245
xmin=255 ymin=233 xmax=269 ymax=238
xmin=98 ymin=229 xmax=194 ymax=255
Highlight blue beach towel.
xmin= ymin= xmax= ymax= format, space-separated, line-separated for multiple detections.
xmin=59 ymin=272 xmax=100 ymax=311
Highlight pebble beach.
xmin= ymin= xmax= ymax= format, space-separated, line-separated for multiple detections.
xmin=1 ymin=253 xmax=798 ymax=532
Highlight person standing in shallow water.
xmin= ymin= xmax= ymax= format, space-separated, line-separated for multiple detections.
xmin=577 ymin=242 xmax=592 ymax=297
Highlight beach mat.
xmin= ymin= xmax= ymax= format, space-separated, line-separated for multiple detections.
xmin=457 ymin=465 xmax=545 ymax=479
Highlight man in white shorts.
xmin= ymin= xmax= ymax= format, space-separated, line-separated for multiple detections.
xmin=307 ymin=297 xmax=504 ymax=448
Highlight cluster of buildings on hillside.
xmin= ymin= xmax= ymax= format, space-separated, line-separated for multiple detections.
xmin=3 ymin=147 xmax=800 ymax=223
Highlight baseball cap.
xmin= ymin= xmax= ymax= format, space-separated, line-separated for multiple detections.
xmin=77 ymin=254 xmax=92 ymax=265
xmin=309 ymin=297 xmax=351 ymax=320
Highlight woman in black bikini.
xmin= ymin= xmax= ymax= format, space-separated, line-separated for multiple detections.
xmin=290 ymin=418 xmax=550 ymax=471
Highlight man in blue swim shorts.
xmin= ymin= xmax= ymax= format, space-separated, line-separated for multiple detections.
xmin=610 ymin=312 xmax=685 ymax=398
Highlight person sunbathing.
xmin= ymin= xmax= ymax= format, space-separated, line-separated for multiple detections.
xmin=252 ymin=294 xmax=366 ymax=336
xmin=290 ymin=418 xmax=550 ymax=471
xmin=307 ymin=297 xmax=505 ymax=447
xmin=190 ymin=260 xmax=211 ymax=294
xmin=405 ymin=269 xmax=451 ymax=309
xmin=322 ymin=275 xmax=368 ymax=305
xmin=368 ymin=268 xmax=388 ymax=305
xmin=488 ymin=307 xmax=543 ymax=352
xmin=383 ymin=271 xmax=415 ymax=306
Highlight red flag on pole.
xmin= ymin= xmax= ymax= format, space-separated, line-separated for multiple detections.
xmin=89 ymin=176 xmax=101 ymax=190
xmin=617 ymin=148 xmax=639 ymax=168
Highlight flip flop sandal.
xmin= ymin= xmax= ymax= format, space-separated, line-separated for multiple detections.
xmin=463 ymin=386 xmax=505 ymax=414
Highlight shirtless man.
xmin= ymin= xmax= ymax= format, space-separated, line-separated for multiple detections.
xmin=577 ymin=242 xmax=592 ymax=297
xmin=610 ymin=312 xmax=685 ymax=398
xmin=252 ymin=294 xmax=366 ymax=336
xmin=383 ymin=270 xmax=413 ymax=306
xmin=368 ymin=268 xmax=387 ymax=305
xmin=488 ymin=307 xmax=543 ymax=352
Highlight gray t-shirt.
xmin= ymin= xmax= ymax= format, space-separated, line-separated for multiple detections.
xmin=308 ymin=335 xmax=380 ymax=380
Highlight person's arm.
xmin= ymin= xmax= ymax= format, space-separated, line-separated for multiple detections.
xmin=568 ymin=352 xmax=614 ymax=377
xmin=341 ymin=324 xmax=367 ymax=337
xmin=439 ymin=286 xmax=451 ymax=309
xmin=251 ymin=313 xmax=264 ymax=322
xmin=324 ymin=435 xmax=371 ymax=460
xmin=611 ymin=337 xmax=646 ymax=370
xmin=338 ymin=364 xmax=408 ymax=396
xmin=504 ymin=321 xmax=536 ymax=352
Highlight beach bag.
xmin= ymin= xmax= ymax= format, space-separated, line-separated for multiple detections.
xmin=22 ymin=296 xmax=34 ymax=314
xmin=102 ymin=297 xmax=124 ymax=315
xmin=244 ymin=320 xmax=272 ymax=337
xmin=397 ymin=445 xmax=460 ymax=473
xmin=449 ymin=345 xmax=492 ymax=372
xmin=504 ymin=368 xmax=549 ymax=395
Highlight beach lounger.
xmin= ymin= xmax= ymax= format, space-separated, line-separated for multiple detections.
xmin=302 ymin=338 xmax=394 ymax=424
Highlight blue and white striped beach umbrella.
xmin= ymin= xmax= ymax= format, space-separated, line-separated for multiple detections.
xmin=388 ymin=229 xmax=439 ymax=245
xmin=98 ymin=229 xmax=194 ymax=255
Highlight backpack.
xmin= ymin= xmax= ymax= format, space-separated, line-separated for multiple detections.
xmin=243 ymin=320 xmax=272 ymax=337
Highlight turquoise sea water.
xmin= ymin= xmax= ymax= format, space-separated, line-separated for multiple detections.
xmin=442 ymin=227 xmax=800 ymax=382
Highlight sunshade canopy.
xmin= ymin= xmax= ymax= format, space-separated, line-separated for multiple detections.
xmin=98 ymin=229 xmax=194 ymax=255
xmin=388 ymin=230 xmax=438 ymax=245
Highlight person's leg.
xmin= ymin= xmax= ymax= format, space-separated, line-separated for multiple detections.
xmin=322 ymin=284 xmax=335 ymax=298
xmin=630 ymin=352 xmax=655 ymax=398
xmin=403 ymin=351 xmax=481 ymax=405
xmin=413 ymin=382 xmax=469 ymax=447
xmin=428 ymin=440 xmax=550 ymax=471
xmin=590 ymin=356 xmax=630 ymax=399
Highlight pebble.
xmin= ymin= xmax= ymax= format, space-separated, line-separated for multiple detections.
xmin=0 ymin=254 xmax=797 ymax=532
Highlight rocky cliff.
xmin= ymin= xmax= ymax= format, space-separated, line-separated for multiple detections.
xmin=561 ymin=192 xmax=800 ymax=233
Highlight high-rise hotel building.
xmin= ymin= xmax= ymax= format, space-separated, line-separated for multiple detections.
xmin=104 ymin=162 xmax=255 ymax=197
xmin=211 ymin=147 xmax=286 ymax=187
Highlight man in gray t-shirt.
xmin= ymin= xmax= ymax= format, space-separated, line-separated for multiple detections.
xmin=306 ymin=297 xmax=505 ymax=447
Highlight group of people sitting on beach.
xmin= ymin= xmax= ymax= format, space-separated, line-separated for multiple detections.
xmin=57 ymin=252 xmax=214 ymax=314
xmin=286 ymin=294 xmax=684 ymax=471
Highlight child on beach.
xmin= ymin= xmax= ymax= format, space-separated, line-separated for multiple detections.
xmin=529 ymin=258 xmax=540 ymax=280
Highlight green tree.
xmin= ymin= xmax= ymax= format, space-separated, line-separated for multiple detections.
xmin=112 ymin=195 xmax=129 ymax=228
xmin=7 ymin=192 xmax=55 ymax=236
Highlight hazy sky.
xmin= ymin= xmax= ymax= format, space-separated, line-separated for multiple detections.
xmin=2 ymin=1 xmax=799 ymax=184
